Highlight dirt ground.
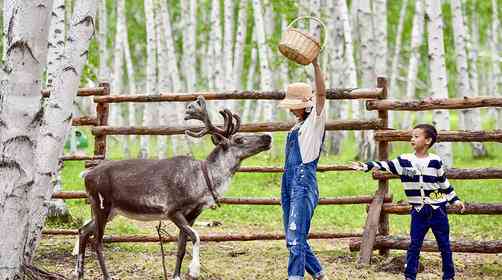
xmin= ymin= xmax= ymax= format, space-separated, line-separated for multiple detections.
xmin=35 ymin=235 xmax=502 ymax=280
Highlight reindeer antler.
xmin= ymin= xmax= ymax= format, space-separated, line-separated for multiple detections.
xmin=185 ymin=96 xmax=242 ymax=144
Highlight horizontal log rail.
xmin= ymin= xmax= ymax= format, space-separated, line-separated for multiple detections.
xmin=60 ymin=155 xmax=105 ymax=161
xmin=42 ymin=230 xmax=363 ymax=243
xmin=51 ymin=192 xmax=392 ymax=205
xmin=381 ymin=203 xmax=502 ymax=215
xmin=366 ymin=96 xmax=502 ymax=111
xmin=91 ymin=119 xmax=385 ymax=136
xmin=71 ymin=116 xmax=98 ymax=126
xmin=375 ymin=130 xmax=502 ymax=142
xmin=349 ymin=235 xmax=502 ymax=254
xmin=93 ymin=88 xmax=383 ymax=103
xmin=42 ymin=86 xmax=106 ymax=97
xmin=373 ymin=168 xmax=502 ymax=180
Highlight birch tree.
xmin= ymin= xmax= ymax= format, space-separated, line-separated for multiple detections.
xmin=0 ymin=1 xmax=96 ymax=277
xmin=140 ymin=0 xmax=158 ymax=159
xmin=234 ymin=0 xmax=249 ymax=90
xmin=425 ymin=0 xmax=452 ymax=166
xmin=181 ymin=0 xmax=197 ymax=92
xmin=111 ymin=0 xmax=126 ymax=156
xmin=97 ymin=0 xmax=110 ymax=80
xmin=253 ymin=0 xmax=274 ymax=121
xmin=490 ymin=0 xmax=502 ymax=128
xmin=0 ymin=3 xmax=54 ymax=277
xmin=242 ymin=46 xmax=257 ymax=122
xmin=357 ymin=0 xmax=377 ymax=160
xmin=466 ymin=0 xmax=487 ymax=157
xmin=122 ymin=1 xmax=137 ymax=154
xmin=223 ymin=0 xmax=233 ymax=94
xmin=402 ymin=0 xmax=425 ymax=129
xmin=389 ymin=0 xmax=409 ymax=128
xmin=46 ymin=0 xmax=69 ymax=220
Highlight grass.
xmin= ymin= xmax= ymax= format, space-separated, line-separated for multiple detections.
xmin=39 ymin=117 xmax=502 ymax=279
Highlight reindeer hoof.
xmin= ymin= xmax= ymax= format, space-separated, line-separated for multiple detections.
xmin=188 ymin=261 xmax=200 ymax=279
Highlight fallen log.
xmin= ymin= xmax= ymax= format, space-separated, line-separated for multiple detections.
xmin=349 ymin=235 xmax=502 ymax=254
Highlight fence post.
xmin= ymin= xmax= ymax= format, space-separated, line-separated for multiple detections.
xmin=357 ymin=77 xmax=389 ymax=265
xmin=376 ymin=77 xmax=390 ymax=256
xmin=94 ymin=82 xmax=110 ymax=157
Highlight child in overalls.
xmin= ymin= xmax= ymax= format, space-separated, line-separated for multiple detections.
xmin=351 ymin=124 xmax=466 ymax=280
xmin=278 ymin=57 xmax=328 ymax=280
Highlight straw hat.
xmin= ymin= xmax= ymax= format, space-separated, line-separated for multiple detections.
xmin=278 ymin=82 xmax=313 ymax=110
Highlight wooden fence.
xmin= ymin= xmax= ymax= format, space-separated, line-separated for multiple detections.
xmin=42 ymin=77 xmax=502 ymax=265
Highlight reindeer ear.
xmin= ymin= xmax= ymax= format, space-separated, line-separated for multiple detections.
xmin=211 ymin=134 xmax=230 ymax=148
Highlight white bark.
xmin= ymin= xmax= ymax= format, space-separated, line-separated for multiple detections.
xmin=97 ymin=0 xmax=109 ymax=80
xmin=402 ymin=0 xmax=425 ymax=129
xmin=156 ymin=1 xmax=169 ymax=159
xmin=426 ymin=0 xmax=452 ymax=166
xmin=253 ymin=0 xmax=274 ymax=121
xmin=279 ymin=15 xmax=289 ymax=89
xmin=357 ymin=0 xmax=377 ymax=160
xmin=466 ymin=0 xmax=487 ymax=157
xmin=140 ymin=0 xmax=158 ymax=159
xmin=373 ymin=0 xmax=387 ymax=78
xmin=158 ymin=0 xmax=189 ymax=156
xmin=28 ymin=0 xmax=96 ymax=262
xmin=122 ymin=1 xmax=136 ymax=151
xmin=0 ymin=2 xmax=54 ymax=277
xmin=111 ymin=0 xmax=126 ymax=156
xmin=46 ymin=0 xmax=65 ymax=87
xmin=181 ymin=0 xmax=197 ymax=92
xmin=208 ymin=0 xmax=224 ymax=93
xmin=490 ymin=0 xmax=502 ymax=127
xmin=45 ymin=0 xmax=69 ymax=219
xmin=234 ymin=0 xmax=249 ymax=90
xmin=389 ymin=0 xmax=408 ymax=128
xmin=242 ymin=46 xmax=257 ymax=122
xmin=327 ymin=0 xmax=345 ymax=154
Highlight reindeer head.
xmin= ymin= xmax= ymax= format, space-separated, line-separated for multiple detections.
xmin=185 ymin=96 xmax=272 ymax=160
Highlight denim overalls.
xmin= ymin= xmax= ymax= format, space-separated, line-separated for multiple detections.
xmin=281 ymin=126 xmax=325 ymax=280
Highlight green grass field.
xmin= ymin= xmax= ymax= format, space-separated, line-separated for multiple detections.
xmin=39 ymin=113 xmax=502 ymax=279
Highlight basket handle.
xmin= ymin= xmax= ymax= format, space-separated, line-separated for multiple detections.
xmin=287 ymin=16 xmax=328 ymax=51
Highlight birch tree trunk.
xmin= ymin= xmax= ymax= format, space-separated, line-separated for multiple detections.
xmin=122 ymin=1 xmax=137 ymax=154
xmin=242 ymin=46 xmax=257 ymax=122
xmin=98 ymin=0 xmax=110 ymax=81
xmin=0 ymin=2 xmax=54 ymax=277
xmin=181 ymin=0 xmax=197 ymax=92
xmin=27 ymin=1 xmax=96 ymax=265
xmin=159 ymin=0 xmax=189 ymax=156
xmin=425 ymin=0 xmax=453 ymax=166
xmin=45 ymin=0 xmax=70 ymax=221
xmin=327 ymin=0 xmax=345 ymax=155
xmin=223 ymin=0 xmax=234 ymax=111
xmin=253 ymin=0 xmax=274 ymax=121
xmin=234 ymin=0 xmax=249 ymax=90
xmin=357 ymin=0 xmax=377 ymax=160
xmin=389 ymin=0 xmax=409 ymax=128
xmin=112 ymin=0 xmax=126 ymax=157
xmin=338 ymin=0 xmax=358 ymax=116
xmin=140 ymin=0 xmax=158 ymax=159
xmin=466 ymin=0 xmax=487 ymax=157
xmin=490 ymin=0 xmax=502 ymax=128
xmin=402 ymin=0 xmax=425 ymax=129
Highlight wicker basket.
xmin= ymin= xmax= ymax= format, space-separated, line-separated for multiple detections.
xmin=278 ymin=16 xmax=327 ymax=65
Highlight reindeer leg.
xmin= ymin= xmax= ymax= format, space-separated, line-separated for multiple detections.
xmin=172 ymin=230 xmax=187 ymax=280
xmin=170 ymin=212 xmax=201 ymax=279
xmin=75 ymin=219 xmax=95 ymax=280
xmin=173 ymin=208 xmax=202 ymax=280
xmin=93 ymin=205 xmax=112 ymax=280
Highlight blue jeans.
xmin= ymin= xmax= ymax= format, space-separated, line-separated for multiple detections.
xmin=281 ymin=167 xmax=323 ymax=279
xmin=405 ymin=204 xmax=454 ymax=280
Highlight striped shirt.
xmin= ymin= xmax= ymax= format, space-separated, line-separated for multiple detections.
xmin=365 ymin=153 xmax=460 ymax=209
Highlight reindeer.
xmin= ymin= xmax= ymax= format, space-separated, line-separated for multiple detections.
xmin=75 ymin=96 xmax=272 ymax=280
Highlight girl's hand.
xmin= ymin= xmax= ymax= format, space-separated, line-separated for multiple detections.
xmin=453 ymin=200 xmax=466 ymax=213
xmin=350 ymin=161 xmax=367 ymax=171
